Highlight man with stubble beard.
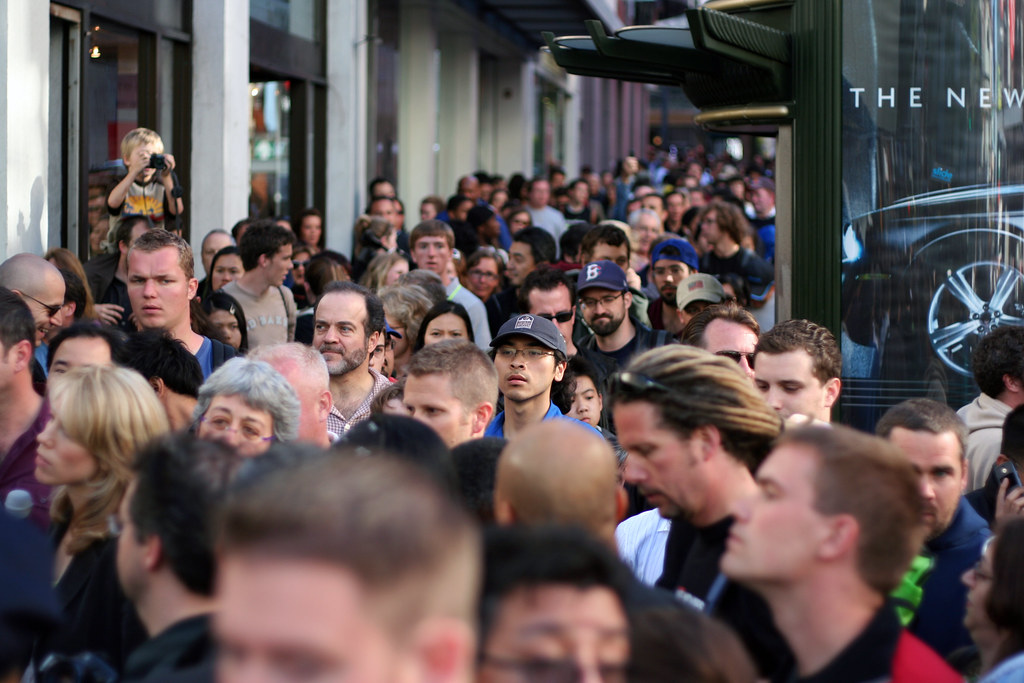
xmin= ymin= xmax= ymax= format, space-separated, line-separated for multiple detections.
xmin=311 ymin=282 xmax=391 ymax=434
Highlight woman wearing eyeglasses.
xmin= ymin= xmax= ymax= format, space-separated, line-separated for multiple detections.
xmin=33 ymin=365 xmax=170 ymax=673
xmin=962 ymin=519 xmax=1024 ymax=682
xmin=194 ymin=357 xmax=301 ymax=458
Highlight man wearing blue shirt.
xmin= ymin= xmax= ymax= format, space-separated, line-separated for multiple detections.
xmin=485 ymin=313 xmax=597 ymax=440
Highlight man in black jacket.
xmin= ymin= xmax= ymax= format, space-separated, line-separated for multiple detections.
xmin=117 ymin=434 xmax=242 ymax=683
xmin=610 ymin=344 xmax=791 ymax=679
xmin=577 ymin=260 xmax=673 ymax=370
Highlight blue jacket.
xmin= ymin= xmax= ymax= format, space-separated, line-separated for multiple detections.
xmin=485 ymin=402 xmax=600 ymax=439
xmin=911 ymin=497 xmax=991 ymax=657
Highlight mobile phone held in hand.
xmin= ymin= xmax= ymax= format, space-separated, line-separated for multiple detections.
xmin=995 ymin=462 xmax=1022 ymax=492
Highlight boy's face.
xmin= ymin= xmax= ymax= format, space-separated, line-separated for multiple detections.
xmin=126 ymin=142 xmax=162 ymax=183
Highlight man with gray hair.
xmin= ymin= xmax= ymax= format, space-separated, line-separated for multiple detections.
xmin=249 ymin=342 xmax=335 ymax=447
xmin=0 ymin=253 xmax=66 ymax=346
xmin=193 ymin=357 xmax=300 ymax=457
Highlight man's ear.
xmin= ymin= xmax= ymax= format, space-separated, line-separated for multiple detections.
xmin=553 ymin=360 xmax=567 ymax=383
xmin=412 ymin=617 xmax=476 ymax=683
xmin=143 ymin=533 xmax=164 ymax=572
xmin=187 ymin=277 xmax=199 ymax=301
xmin=149 ymin=377 xmax=167 ymax=398
xmin=8 ymin=339 xmax=34 ymax=373
xmin=318 ymin=389 xmax=333 ymax=421
xmin=470 ymin=402 xmax=495 ymax=438
xmin=366 ymin=330 xmax=382 ymax=354
xmin=818 ymin=513 xmax=860 ymax=562
xmin=823 ymin=377 xmax=841 ymax=409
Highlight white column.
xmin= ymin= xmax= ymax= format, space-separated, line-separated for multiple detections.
xmin=563 ymin=74 xmax=581 ymax=178
xmin=191 ymin=0 xmax=250 ymax=252
xmin=325 ymin=0 xmax=366 ymax=252
xmin=493 ymin=59 xmax=534 ymax=178
xmin=398 ymin=0 xmax=439 ymax=208
xmin=0 ymin=2 xmax=50 ymax=258
xmin=437 ymin=31 xmax=478 ymax=195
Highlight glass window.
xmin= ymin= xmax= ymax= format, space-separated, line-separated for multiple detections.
xmin=250 ymin=0 xmax=323 ymax=43
xmin=250 ymin=81 xmax=291 ymax=218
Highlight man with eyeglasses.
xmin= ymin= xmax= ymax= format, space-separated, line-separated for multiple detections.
xmin=754 ymin=318 xmax=841 ymax=423
xmin=577 ymin=261 xmax=673 ymax=371
xmin=0 ymin=253 xmax=66 ymax=347
xmin=485 ymin=313 xmax=597 ymax=440
xmin=680 ymin=302 xmax=760 ymax=382
xmin=518 ymin=266 xmax=616 ymax=389
xmin=610 ymin=344 xmax=791 ymax=679
xmin=477 ymin=526 xmax=631 ymax=683
xmin=647 ymin=238 xmax=700 ymax=337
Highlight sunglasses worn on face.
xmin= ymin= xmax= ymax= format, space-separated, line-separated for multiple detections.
xmin=715 ymin=350 xmax=756 ymax=366
xmin=537 ymin=310 xmax=573 ymax=324
xmin=21 ymin=292 xmax=62 ymax=317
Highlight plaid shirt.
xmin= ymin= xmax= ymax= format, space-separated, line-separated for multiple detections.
xmin=327 ymin=369 xmax=392 ymax=434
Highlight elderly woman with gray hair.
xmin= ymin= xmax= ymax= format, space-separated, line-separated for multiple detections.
xmin=194 ymin=357 xmax=301 ymax=457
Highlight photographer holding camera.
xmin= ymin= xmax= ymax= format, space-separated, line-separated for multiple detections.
xmin=106 ymin=128 xmax=183 ymax=233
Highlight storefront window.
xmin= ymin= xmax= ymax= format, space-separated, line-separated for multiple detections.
xmin=250 ymin=80 xmax=291 ymax=218
xmin=250 ymin=0 xmax=323 ymax=43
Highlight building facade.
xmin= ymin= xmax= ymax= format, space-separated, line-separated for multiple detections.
xmin=0 ymin=0 xmax=646 ymax=267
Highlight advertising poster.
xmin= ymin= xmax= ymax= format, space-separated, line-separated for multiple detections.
xmin=840 ymin=1 xmax=1024 ymax=428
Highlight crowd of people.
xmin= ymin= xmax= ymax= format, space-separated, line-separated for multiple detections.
xmin=3 ymin=129 xmax=1024 ymax=682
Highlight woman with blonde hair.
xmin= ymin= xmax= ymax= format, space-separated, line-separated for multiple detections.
xmin=33 ymin=365 xmax=171 ymax=673
xmin=360 ymin=251 xmax=409 ymax=292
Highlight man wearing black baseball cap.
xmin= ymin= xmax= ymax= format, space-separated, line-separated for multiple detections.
xmin=648 ymin=238 xmax=700 ymax=336
xmin=485 ymin=313 xmax=598 ymax=440
xmin=577 ymin=260 xmax=673 ymax=370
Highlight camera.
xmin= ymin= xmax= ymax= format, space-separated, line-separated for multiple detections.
xmin=148 ymin=153 xmax=167 ymax=171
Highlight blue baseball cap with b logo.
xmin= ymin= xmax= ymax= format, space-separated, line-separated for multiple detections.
xmin=577 ymin=260 xmax=629 ymax=294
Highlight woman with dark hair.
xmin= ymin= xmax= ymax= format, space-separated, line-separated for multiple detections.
xmin=202 ymin=291 xmax=249 ymax=352
xmin=293 ymin=207 xmax=325 ymax=252
xmin=200 ymin=246 xmax=243 ymax=300
xmin=414 ymin=301 xmax=474 ymax=351
xmin=963 ymin=518 xmax=1024 ymax=681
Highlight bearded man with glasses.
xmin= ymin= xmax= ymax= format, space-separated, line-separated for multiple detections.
xmin=576 ymin=261 xmax=673 ymax=371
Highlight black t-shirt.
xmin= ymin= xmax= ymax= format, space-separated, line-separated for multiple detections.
xmin=598 ymin=335 xmax=638 ymax=369
xmin=102 ymin=277 xmax=136 ymax=332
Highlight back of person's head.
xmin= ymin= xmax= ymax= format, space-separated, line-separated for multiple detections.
xmin=219 ymin=453 xmax=481 ymax=633
xmin=115 ymin=214 xmax=154 ymax=252
xmin=338 ymin=414 xmax=457 ymax=494
xmin=306 ymin=253 xmax=350 ymax=299
xmin=46 ymin=323 xmax=128 ymax=372
xmin=681 ymin=301 xmax=760 ymax=349
xmin=628 ymin=607 xmax=757 ymax=683
xmin=0 ymin=287 xmax=34 ymax=351
xmin=360 ymin=252 xmax=407 ymax=291
xmin=971 ymin=326 xmax=1024 ymax=399
xmin=407 ymin=340 xmax=498 ymax=412
xmin=517 ymin=265 xmax=573 ymax=313
xmin=581 ymin=223 xmax=631 ymax=263
xmin=194 ymin=357 xmax=301 ymax=443
xmin=479 ymin=525 xmax=630 ymax=644
xmin=1001 ymin=406 xmax=1024 ymax=469
xmin=613 ymin=345 xmax=781 ymax=470
xmin=774 ymin=425 xmax=925 ymax=595
xmin=451 ymin=437 xmax=505 ymax=524
xmin=756 ymin=318 xmax=842 ymax=382
xmin=875 ymin=398 xmax=968 ymax=459
xmin=396 ymin=270 xmax=447 ymax=305
xmin=56 ymin=268 xmax=88 ymax=321
xmin=129 ymin=228 xmax=195 ymax=278
xmin=986 ymin=518 xmax=1024 ymax=664
xmin=559 ymin=223 xmax=593 ymax=262
xmin=236 ymin=218 xmax=296 ymax=271
xmin=378 ymin=283 xmax=435 ymax=344
xmin=128 ymin=434 xmax=243 ymax=595
xmin=512 ymin=227 xmax=557 ymax=266
xmin=410 ymin=219 xmax=456 ymax=250
xmin=248 ymin=342 xmax=330 ymax=393
xmin=122 ymin=328 xmax=204 ymax=398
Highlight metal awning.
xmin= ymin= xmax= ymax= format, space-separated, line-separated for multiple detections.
xmin=478 ymin=0 xmax=623 ymax=48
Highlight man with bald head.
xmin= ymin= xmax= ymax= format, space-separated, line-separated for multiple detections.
xmin=494 ymin=420 xmax=625 ymax=547
xmin=249 ymin=343 xmax=335 ymax=447
xmin=0 ymin=253 xmax=65 ymax=346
